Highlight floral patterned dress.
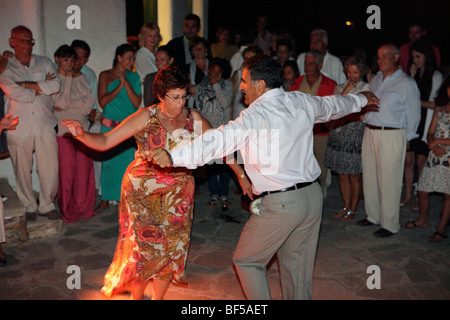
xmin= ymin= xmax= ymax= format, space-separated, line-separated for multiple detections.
xmin=417 ymin=109 xmax=450 ymax=195
xmin=101 ymin=107 xmax=197 ymax=297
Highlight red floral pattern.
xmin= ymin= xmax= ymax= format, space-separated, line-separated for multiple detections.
xmin=101 ymin=107 xmax=196 ymax=297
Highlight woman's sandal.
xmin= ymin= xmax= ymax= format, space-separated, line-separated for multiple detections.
xmin=341 ymin=210 xmax=355 ymax=222
xmin=95 ymin=202 xmax=110 ymax=215
xmin=428 ymin=231 xmax=448 ymax=242
xmin=333 ymin=208 xmax=348 ymax=219
xmin=207 ymin=198 xmax=218 ymax=208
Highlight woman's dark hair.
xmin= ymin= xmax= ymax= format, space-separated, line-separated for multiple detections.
xmin=283 ymin=60 xmax=300 ymax=78
xmin=113 ymin=43 xmax=135 ymax=67
xmin=434 ymin=75 xmax=450 ymax=107
xmin=241 ymin=55 xmax=283 ymax=89
xmin=153 ymin=66 xmax=189 ymax=99
xmin=157 ymin=45 xmax=173 ymax=59
xmin=407 ymin=40 xmax=437 ymax=101
xmin=189 ymin=36 xmax=209 ymax=53
xmin=54 ymin=44 xmax=76 ymax=59
xmin=209 ymin=57 xmax=232 ymax=80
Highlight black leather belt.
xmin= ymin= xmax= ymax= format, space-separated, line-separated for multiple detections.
xmin=258 ymin=182 xmax=314 ymax=198
xmin=366 ymin=124 xmax=401 ymax=130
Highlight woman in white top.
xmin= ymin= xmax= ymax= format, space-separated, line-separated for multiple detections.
xmin=135 ymin=22 xmax=161 ymax=104
xmin=51 ymin=45 xmax=95 ymax=223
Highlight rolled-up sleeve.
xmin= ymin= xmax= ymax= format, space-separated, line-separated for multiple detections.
xmin=404 ymin=80 xmax=421 ymax=141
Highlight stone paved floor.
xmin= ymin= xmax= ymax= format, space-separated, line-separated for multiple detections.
xmin=0 ymin=175 xmax=449 ymax=300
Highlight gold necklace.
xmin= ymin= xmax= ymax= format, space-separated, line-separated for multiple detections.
xmin=160 ymin=108 xmax=183 ymax=125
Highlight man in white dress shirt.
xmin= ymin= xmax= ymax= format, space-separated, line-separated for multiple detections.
xmin=358 ymin=44 xmax=420 ymax=238
xmin=296 ymin=29 xmax=346 ymax=84
xmin=149 ymin=56 xmax=378 ymax=299
xmin=0 ymin=25 xmax=61 ymax=220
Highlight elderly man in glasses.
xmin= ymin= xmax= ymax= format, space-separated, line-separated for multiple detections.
xmin=0 ymin=25 xmax=61 ymax=221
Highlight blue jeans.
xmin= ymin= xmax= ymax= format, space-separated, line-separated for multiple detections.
xmin=207 ymin=164 xmax=230 ymax=199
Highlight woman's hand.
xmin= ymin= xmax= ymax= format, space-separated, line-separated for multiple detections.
xmin=148 ymin=147 xmax=173 ymax=168
xmin=431 ymin=145 xmax=446 ymax=158
xmin=46 ymin=72 xmax=56 ymax=81
xmin=61 ymin=120 xmax=85 ymax=138
xmin=0 ymin=113 xmax=19 ymax=130
xmin=410 ymin=64 xmax=418 ymax=78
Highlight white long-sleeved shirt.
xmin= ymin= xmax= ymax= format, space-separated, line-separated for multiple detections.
xmin=0 ymin=54 xmax=60 ymax=136
xmin=296 ymin=51 xmax=347 ymax=85
xmin=365 ymin=68 xmax=421 ymax=141
xmin=170 ymin=88 xmax=368 ymax=195
xmin=51 ymin=74 xmax=94 ymax=136
xmin=135 ymin=47 xmax=157 ymax=83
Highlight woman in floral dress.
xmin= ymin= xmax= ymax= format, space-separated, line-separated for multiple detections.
xmin=62 ymin=67 xmax=250 ymax=299
xmin=402 ymin=76 xmax=450 ymax=242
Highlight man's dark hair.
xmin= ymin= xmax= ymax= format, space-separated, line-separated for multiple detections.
xmin=241 ymin=55 xmax=283 ymax=89
xmin=71 ymin=39 xmax=91 ymax=58
xmin=185 ymin=13 xmax=201 ymax=27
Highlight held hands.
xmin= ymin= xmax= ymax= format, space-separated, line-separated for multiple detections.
xmin=360 ymin=91 xmax=380 ymax=114
xmin=147 ymin=147 xmax=174 ymax=168
xmin=61 ymin=120 xmax=85 ymax=139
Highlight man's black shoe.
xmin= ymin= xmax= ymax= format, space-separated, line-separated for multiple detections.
xmin=373 ymin=228 xmax=394 ymax=238
xmin=357 ymin=218 xmax=374 ymax=226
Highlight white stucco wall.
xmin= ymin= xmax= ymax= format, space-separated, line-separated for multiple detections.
xmin=0 ymin=0 xmax=127 ymax=191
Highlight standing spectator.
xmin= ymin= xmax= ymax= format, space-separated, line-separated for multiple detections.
xmin=95 ymin=44 xmax=141 ymax=214
xmin=186 ymin=37 xmax=210 ymax=109
xmin=274 ymin=39 xmax=294 ymax=66
xmin=70 ymin=39 xmax=102 ymax=194
xmin=195 ymin=58 xmax=234 ymax=210
xmin=166 ymin=14 xmax=201 ymax=68
xmin=399 ymin=22 xmax=441 ymax=72
xmin=358 ymin=44 xmax=421 ymax=238
xmin=253 ymin=15 xmax=272 ymax=55
xmin=296 ymin=29 xmax=346 ymax=84
xmin=324 ymin=56 xmax=371 ymax=221
xmin=291 ymin=51 xmax=337 ymax=195
xmin=0 ymin=25 xmax=61 ymax=221
xmin=51 ymin=45 xmax=95 ymax=223
xmin=135 ymin=22 xmax=161 ymax=103
xmin=401 ymin=40 xmax=443 ymax=209
xmin=231 ymin=45 xmax=263 ymax=120
xmin=402 ymin=76 xmax=450 ymax=242
xmin=282 ymin=60 xmax=299 ymax=92
xmin=210 ymin=26 xmax=237 ymax=61
xmin=143 ymin=45 xmax=174 ymax=107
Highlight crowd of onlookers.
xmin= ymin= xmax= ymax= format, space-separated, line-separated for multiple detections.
xmin=0 ymin=13 xmax=448 ymax=265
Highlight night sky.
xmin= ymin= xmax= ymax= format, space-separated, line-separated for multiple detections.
xmin=127 ymin=0 xmax=450 ymax=68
